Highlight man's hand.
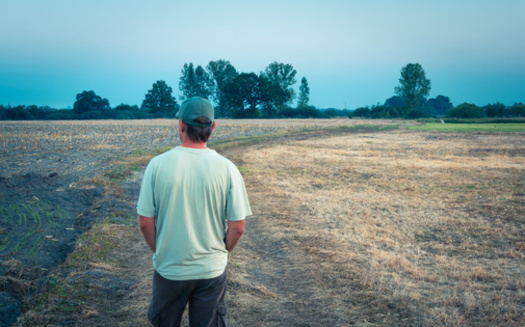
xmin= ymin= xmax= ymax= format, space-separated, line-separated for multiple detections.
xmin=138 ymin=215 xmax=156 ymax=253
xmin=225 ymin=220 xmax=245 ymax=252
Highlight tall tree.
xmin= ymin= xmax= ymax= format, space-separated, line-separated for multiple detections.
xmin=223 ymin=73 xmax=259 ymax=118
xmin=297 ymin=77 xmax=310 ymax=109
xmin=179 ymin=63 xmax=196 ymax=99
xmin=141 ymin=80 xmax=177 ymax=115
xmin=394 ymin=63 xmax=431 ymax=112
xmin=73 ymin=90 xmax=110 ymax=114
xmin=206 ymin=60 xmax=238 ymax=116
xmin=261 ymin=62 xmax=297 ymax=114
xmin=257 ymin=74 xmax=281 ymax=117
xmin=179 ymin=63 xmax=212 ymax=100
xmin=194 ymin=65 xmax=212 ymax=99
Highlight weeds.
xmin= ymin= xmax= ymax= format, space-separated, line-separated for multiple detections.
xmin=63 ymin=223 xmax=117 ymax=269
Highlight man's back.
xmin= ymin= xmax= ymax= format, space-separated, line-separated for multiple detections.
xmin=137 ymin=146 xmax=250 ymax=280
xmin=138 ymin=97 xmax=251 ymax=326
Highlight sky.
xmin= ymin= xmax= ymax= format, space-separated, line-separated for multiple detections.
xmin=1 ymin=0 xmax=524 ymax=110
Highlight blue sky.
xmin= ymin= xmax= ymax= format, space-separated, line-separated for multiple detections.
xmin=1 ymin=0 xmax=524 ymax=109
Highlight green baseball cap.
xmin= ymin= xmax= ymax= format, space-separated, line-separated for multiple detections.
xmin=176 ymin=97 xmax=214 ymax=127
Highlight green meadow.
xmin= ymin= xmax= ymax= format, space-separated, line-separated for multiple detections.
xmin=407 ymin=122 xmax=525 ymax=133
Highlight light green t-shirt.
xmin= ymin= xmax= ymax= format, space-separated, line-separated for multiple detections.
xmin=137 ymin=146 xmax=252 ymax=280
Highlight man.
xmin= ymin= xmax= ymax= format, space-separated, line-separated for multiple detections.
xmin=137 ymin=97 xmax=252 ymax=327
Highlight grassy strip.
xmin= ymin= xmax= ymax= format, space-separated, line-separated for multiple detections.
xmin=211 ymin=124 xmax=400 ymax=150
xmin=406 ymin=122 xmax=525 ymax=133
xmin=419 ymin=117 xmax=525 ymax=124
xmin=19 ymin=178 xmax=139 ymax=323
xmin=93 ymin=124 xmax=403 ymax=184
xmin=103 ymin=146 xmax=172 ymax=182
xmin=23 ymin=223 xmax=134 ymax=324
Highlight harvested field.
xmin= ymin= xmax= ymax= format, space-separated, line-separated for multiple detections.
xmin=1 ymin=119 xmax=524 ymax=326
xmin=229 ymin=130 xmax=525 ymax=326
xmin=1 ymin=119 xmax=369 ymax=179
xmin=0 ymin=118 xmax=394 ymax=326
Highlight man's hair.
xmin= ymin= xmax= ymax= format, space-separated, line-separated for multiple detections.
xmin=185 ymin=116 xmax=213 ymax=143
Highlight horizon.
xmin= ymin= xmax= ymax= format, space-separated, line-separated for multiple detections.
xmin=1 ymin=0 xmax=524 ymax=110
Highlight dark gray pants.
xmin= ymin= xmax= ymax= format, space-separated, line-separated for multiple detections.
xmin=148 ymin=270 xmax=228 ymax=327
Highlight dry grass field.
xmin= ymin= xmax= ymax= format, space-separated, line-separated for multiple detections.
xmin=1 ymin=118 xmax=399 ymax=326
xmin=227 ymin=130 xmax=525 ymax=326
xmin=1 ymin=119 xmax=361 ymax=179
xmin=1 ymin=119 xmax=524 ymax=326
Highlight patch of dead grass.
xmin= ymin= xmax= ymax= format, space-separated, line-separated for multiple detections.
xmin=230 ymin=130 xmax=525 ymax=326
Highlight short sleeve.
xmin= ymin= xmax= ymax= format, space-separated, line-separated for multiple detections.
xmin=137 ymin=160 xmax=157 ymax=218
xmin=225 ymin=164 xmax=252 ymax=221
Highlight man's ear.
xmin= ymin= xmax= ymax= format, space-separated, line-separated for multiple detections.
xmin=179 ymin=119 xmax=186 ymax=132
xmin=211 ymin=121 xmax=216 ymax=131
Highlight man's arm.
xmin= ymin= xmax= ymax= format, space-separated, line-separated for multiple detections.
xmin=138 ymin=215 xmax=156 ymax=253
xmin=225 ymin=220 xmax=245 ymax=252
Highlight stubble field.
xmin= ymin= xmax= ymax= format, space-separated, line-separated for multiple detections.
xmin=1 ymin=119 xmax=524 ymax=326
xmin=229 ymin=129 xmax=525 ymax=326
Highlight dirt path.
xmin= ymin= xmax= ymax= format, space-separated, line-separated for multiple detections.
xmin=116 ymin=128 xmax=373 ymax=326
xmin=84 ymin=128 xmax=361 ymax=327
xmin=208 ymin=129 xmax=374 ymax=326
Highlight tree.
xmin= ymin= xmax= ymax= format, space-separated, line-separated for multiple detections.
xmin=260 ymin=62 xmax=297 ymax=115
xmin=73 ymin=90 xmax=110 ymax=114
xmin=425 ymin=95 xmax=453 ymax=116
xmin=179 ymin=63 xmax=212 ymax=100
xmin=371 ymin=105 xmax=393 ymax=119
xmin=0 ymin=105 xmax=33 ymax=120
xmin=223 ymin=73 xmax=260 ymax=118
xmin=297 ymin=77 xmax=310 ymax=109
xmin=511 ymin=103 xmax=525 ymax=117
xmin=384 ymin=96 xmax=405 ymax=108
xmin=114 ymin=104 xmax=139 ymax=112
xmin=485 ymin=102 xmax=506 ymax=117
xmin=257 ymin=74 xmax=281 ymax=117
xmin=297 ymin=105 xmax=322 ymax=118
xmin=394 ymin=63 xmax=431 ymax=112
xmin=26 ymin=105 xmax=52 ymax=119
xmin=141 ymin=80 xmax=177 ymax=115
xmin=206 ymin=60 xmax=238 ymax=116
xmin=352 ymin=107 xmax=371 ymax=118
xmin=447 ymin=103 xmax=484 ymax=118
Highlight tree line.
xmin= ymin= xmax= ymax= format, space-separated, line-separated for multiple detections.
xmin=1 ymin=61 xmax=523 ymax=120
xmin=351 ymin=63 xmax=525 ymax=119
xmin=0 ymin=60 xmax=346 ymax=120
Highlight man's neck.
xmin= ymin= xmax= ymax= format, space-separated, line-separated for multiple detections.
xmin=180 ymin=140 xmax=208 ymax=149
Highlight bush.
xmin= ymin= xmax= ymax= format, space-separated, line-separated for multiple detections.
xmin=45 ymin=110 xmax=76 ymax=120
xmin=407 ymin=109 xmax=431 ymax=119
xmin=511 ymin=103 xmax=525 ymax=117
xmin=447 ymin=103 xmax=485 ymax=119
xmin=352 ymin=107 xmax=371 ymax=118
xmin=322 ymin=109 xmax=339 ymax=118
xmin=297 ymin=106 xmax=323 ymax=118
xmin=0 ymin=106 xmax=34 ymax=120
